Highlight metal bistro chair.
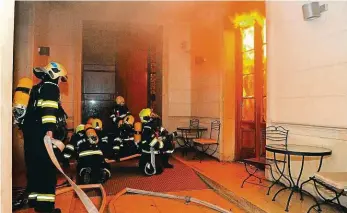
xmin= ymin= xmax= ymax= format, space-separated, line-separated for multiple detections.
xmin=176 ymin=118 xmax=200 ymax=156
xmin=192 ymin=120 xmax=220 ymax=162
xmin=300 ymin=172 xmax=347 ymax=213
xmin=241 ymin=126 xmax=290 ymax=195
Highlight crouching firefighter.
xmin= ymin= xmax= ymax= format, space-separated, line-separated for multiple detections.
xmin=110 ymin=96 xmax=131 ymax=134
xmin=62 ymin=124 xmax=85 ymax=162
xmin=19 ymin=62 xmax=68 ymax=213
xmin=75 ymin=124 xmax=111 ymax=184
xmin=138 ymin=108 xmax=176 ymax=176
xmin=112 ymin=115 xmax=140 ymax=161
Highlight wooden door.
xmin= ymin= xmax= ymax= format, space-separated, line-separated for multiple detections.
xmin=235 ymin=12 xmax=266 ymax=160
xmin=126 ymin=48 xmax=148 ymax=120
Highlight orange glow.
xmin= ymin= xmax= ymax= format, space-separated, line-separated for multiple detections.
xmin=232 ymin=11 xmax=265 ymax=29
xmin=234 ymin=11 xmax=266 ymax=122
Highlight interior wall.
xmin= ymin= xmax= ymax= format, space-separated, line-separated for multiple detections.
xmin=1 ymin=0 xmax=15 ymax=211
xmin=222 ymin=29 xmax=237 ymax=161
xmin=165 ymin=23 xmax=192 ymax=131
xmin=267 ymin=1 xmax=347 ymax=204
xmin=190 ymin=5 xmax=227 ymax=159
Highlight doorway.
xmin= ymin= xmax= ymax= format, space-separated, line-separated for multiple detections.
xmin=81 ymin=21 xmax=163 ymax=131
xmin=234 ymin=9 xmax=267 ymax=160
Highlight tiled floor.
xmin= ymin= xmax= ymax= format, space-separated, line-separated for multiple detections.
xmin=173 ymin=152 xmax=339 ymax=213
xmin=13 ymin=151 xmax=340 ymax=213
xmin=109 ymin=189 xmax=246 ymax=213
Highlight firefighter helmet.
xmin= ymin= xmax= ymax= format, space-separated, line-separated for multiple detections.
xmin=139 ymin=108 xmax=152 ymax=123
xmin=115 ymin=96 xmax=125 ymax=105
xmin=85 ymin=124 xmax=98 ymax=144
xmin=75 ymin=124 xmax=85 ymax=133
xmin=124 ymin=115 xmax=135 ymax=126
xmin=34 ymin=62 xmax=68 ymax=82
xmin=92 ymin=118 xmax=103 ymax=130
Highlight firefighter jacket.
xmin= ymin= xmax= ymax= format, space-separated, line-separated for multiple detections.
xmin=110 ymin=104 xmax=131 ymax=124
xmin=112 ymin=125 xmax=139 ymax=157
xmin=63 ymin=131 xmax=104 ymax=160
xmin=140 ymin=119 xmax=175 ymax=154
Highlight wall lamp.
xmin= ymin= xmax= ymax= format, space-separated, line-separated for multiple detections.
xmin=302 ymin=2 xmax=328 ymax=21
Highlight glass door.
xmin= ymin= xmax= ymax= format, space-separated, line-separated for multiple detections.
xmin=234 ymin=12 xmax=266 ymax=160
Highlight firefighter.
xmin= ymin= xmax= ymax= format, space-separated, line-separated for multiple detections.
xmin=21 ymin=62 xmax=68 ymax=213
xmin=111 ymin=115 xmax=139 ymax=161
xmin=92 ymin=118 xmax=112 ymax=159
xmin=138 ymin=108 xmax=176 ymax=176
xmin=62 ymin=124 xmax=85 ymax=161
xmin=75 ymin=124 xmax=111 ymax=184
xmin=110 ymin=96 xmax=131 ymax=133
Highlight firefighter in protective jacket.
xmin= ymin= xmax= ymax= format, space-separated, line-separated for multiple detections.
xmin=110 ymin=96 xmax=131 ymax=132
xmin=138 ymin=108 xmax=176 ymax=176
xmin=74 ymin=124 xmax=111 ymax=184
xmin=20 ymin=62 xmax=68 ymax=213
xmin=111 ymin=115 xmax=139 ymax=161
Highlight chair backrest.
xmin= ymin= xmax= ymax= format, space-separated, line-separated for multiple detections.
xmin=189 ymin=118 xmax=200 ymax=128
xmin=263 ymin=126 xmax=289 ymax=147
xmin=210 ymin=120 xmax=221 ymax=142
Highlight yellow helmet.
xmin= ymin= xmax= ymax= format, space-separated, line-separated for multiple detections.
xmin=75 ymin=124 xmax=85 ymax=133
xmin=34 ymin=62 xmax=67 ymax=82
xmin=124 ymin=115 xmax=135 ymax=126
xmin=139 ymin=108 xmax=152 ymax=123
xmin=92 ymin=118 xmax=103 ymax=130
xmin=115 ymin=96 xmax=125 ymax=105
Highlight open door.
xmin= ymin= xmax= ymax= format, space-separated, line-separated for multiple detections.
xmin=234 ymin=10 xmax=266 ymax=160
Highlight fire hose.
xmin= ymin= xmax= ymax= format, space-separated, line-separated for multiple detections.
xmin=117 ymin=188 xmax=232 ymax=213
xmin=44 ymin=135 xmax=99 ymax=213
xmin=144 ymin=147 xmax=157 ymax=176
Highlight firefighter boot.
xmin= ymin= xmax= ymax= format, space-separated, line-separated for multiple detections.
xmin=99 ymin=169 xmax=110 ymax=184
xmin=162 ymin=154 xmax=174 ymax=169
xmin=80 ymin=167 xmax=92 ymax=184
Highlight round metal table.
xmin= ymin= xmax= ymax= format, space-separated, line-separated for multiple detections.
xmin=176 ymin=127 xmax=208 ymax=156
xmin=265 ymin=144 xmax=332 ymax=212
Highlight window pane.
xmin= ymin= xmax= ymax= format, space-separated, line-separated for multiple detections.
xmin=262 ymin=20 xmax=266 ymax=44
xmin=243 ymin=50 xmax=254 ymax=75
xmin=241 ymin=26 xmax=254 ymax=51
xmin=242 ymin=98 xmax=255 ymax=121
xmin=243 ymin=74 xmax=254 ymax=97
xmin=262 ymin=44 xmax=267 ymax=69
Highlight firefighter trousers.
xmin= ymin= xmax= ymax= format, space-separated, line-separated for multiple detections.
xmin=23 ymin=126 xmax=57 ymax=212
xmin=76 ymin=154 xmax=111 ymax=184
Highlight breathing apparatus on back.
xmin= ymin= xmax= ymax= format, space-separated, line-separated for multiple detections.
xmin=13 ymin=78 xmax=33 ymax=125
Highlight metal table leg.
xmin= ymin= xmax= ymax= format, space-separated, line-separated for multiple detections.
xmin=272 ymin=155 xmax=306 ymax=212
xmin=267 ymin=153 xmax=289 ymax=195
